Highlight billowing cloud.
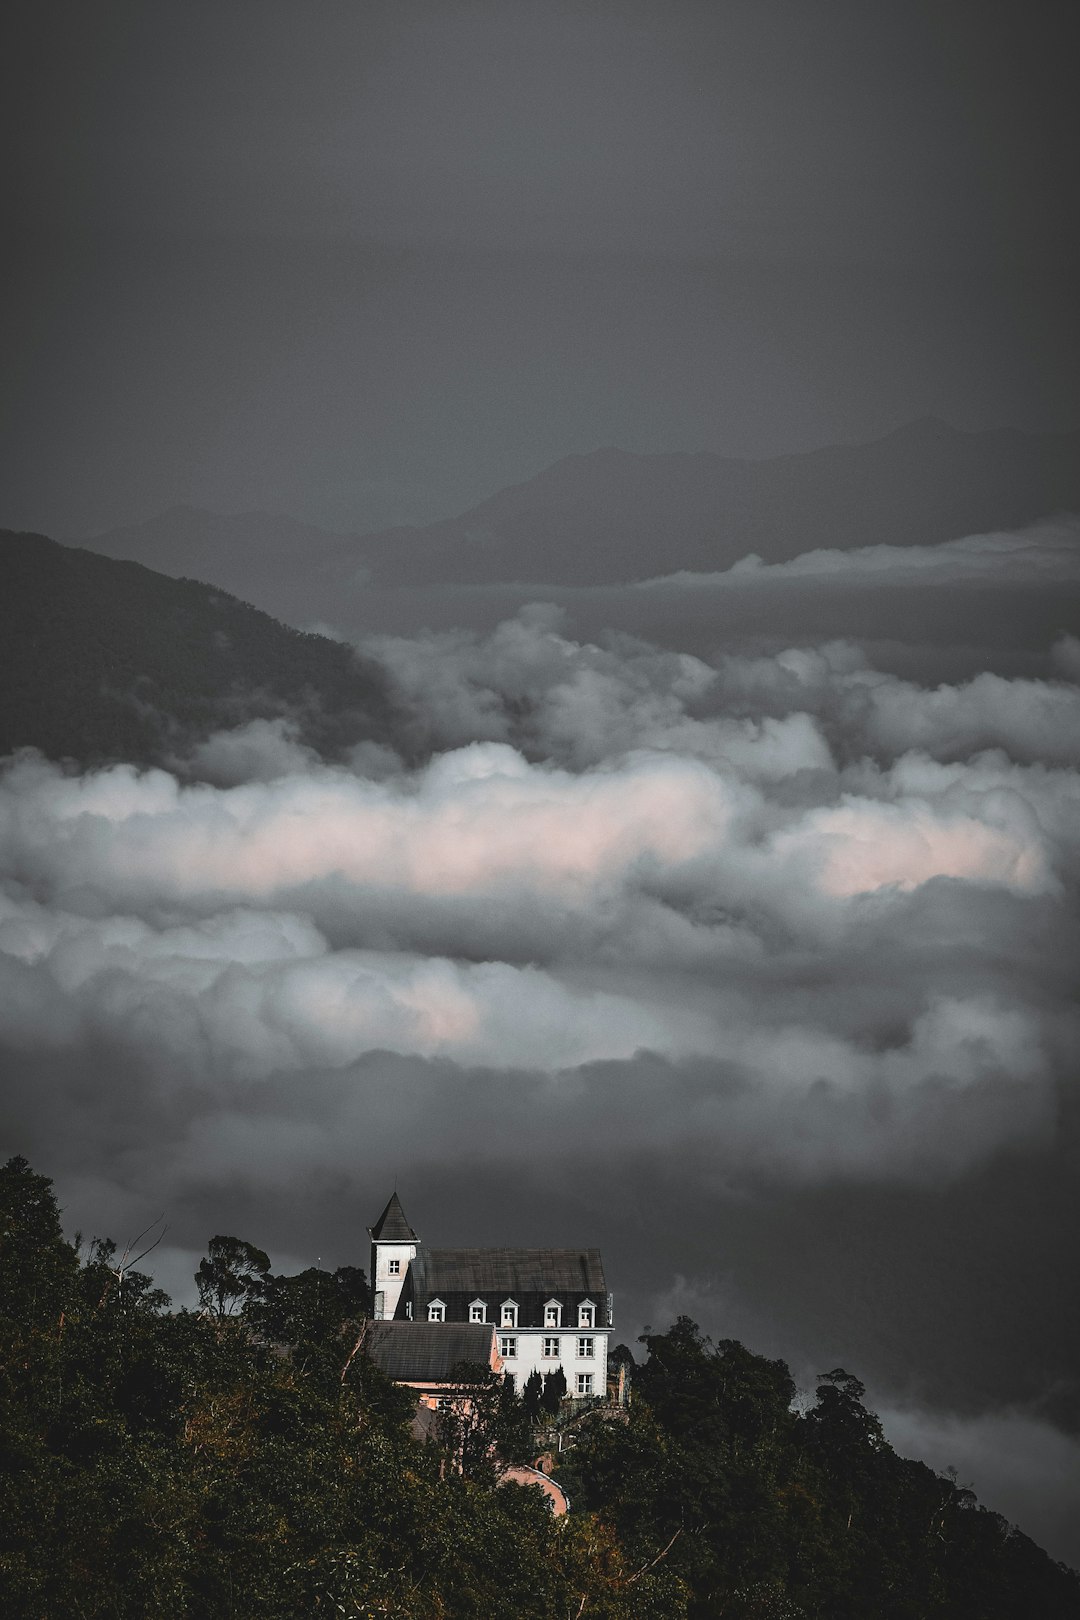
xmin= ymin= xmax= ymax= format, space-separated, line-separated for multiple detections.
xmin=0 ymin=720 xmax=1066 ymax=962
xmin=0 ymin=892 xmax=721 ymax=1073
xmin=181 ymin=716 xmax=323 ymax=785
xmin=2 ymin=620 xmax=1075 ymax=1193
xmin=363 ymin=592 xmax=1080 ymax=774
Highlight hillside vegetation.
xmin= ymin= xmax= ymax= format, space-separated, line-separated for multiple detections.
xmin=0 ymin=531 xmax=399 ymax=769
xmin=2 ymin=1158 xmax=1076 ymax=1619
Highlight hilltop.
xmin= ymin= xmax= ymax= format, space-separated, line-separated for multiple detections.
xmin=2 ymin=1156 xmax=1077 ymax=1620
xmin=0 ymin=530 xmax=399 ymax=769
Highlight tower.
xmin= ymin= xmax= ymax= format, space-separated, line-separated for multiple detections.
xmin=368 ymin=1192 xmax=419 ymax=1320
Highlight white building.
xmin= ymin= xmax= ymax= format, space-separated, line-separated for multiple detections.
xmin=368 ymin=1192 xmax=612 ymax=1400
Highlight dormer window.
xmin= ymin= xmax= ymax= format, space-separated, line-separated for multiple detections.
xmin=469 ymin=1299 xmax=487 ymax=1324
xmin=578 ymin=1300 xmax=595 ymax=1328
xmin=501 ymin=1299 xmax=518 ymax=1328
xmin=428 ymin=1299 xmax=445 ymax=1323
xmin=544 ymin=1299 xmax=562 ymax=1329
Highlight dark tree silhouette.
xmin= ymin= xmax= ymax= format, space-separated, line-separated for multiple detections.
xmin=195 ymin=1235 xmax=271 ymax=1318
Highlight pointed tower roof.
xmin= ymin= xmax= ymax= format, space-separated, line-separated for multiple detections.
xmin=368 ymin=1191 xmax=418 ymax=1244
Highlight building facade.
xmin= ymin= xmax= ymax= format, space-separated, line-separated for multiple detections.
xmin=368 ymin=1193 xmax=612 ymax=1399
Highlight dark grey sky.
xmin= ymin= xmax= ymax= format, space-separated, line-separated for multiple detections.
xmin=2 ymin=0 xmax=1078 ymax=535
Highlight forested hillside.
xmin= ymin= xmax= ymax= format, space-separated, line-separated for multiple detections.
xmin=2 ymin=1158 xmax=1076 ymax=1619
xmin=0 ymin=531 xmax=399 ymax=768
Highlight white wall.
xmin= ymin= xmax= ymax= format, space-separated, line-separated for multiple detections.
xmin=497 ymin=1328 xmax=610 ymax=1398
xmin=371 ymin=1239 xmax=417 ymax=1319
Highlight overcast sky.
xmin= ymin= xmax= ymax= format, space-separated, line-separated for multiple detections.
xmin=1 ymin=0 xmax=1078 ymax=535
xmin=2 ymin=0 xmax=1080 ymax=1571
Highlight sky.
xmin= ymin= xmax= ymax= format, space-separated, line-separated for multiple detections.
xmin=2 ymin=0 xmax=1080 ymax=1570
xmin=1 ymin=0 xmax=1078 ymax=536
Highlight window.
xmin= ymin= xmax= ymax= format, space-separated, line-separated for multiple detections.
xmin=576 ymin=1373 xmax=594 ymax=1396
xmin=544 ymin=1300 xmax=562 ymax=1329
xmin=469 ymin=1299 xmax=487 ymax=1323
xmin=434 ymin=1396 xmax=452 ymax=1410
xmin=499 ymin=1335 xmax=518 ymax=1359
xmin=577 ymin=1337 xmax=594 ymax=1358
xmin=428 ymin=1300 xmax=445 ymax=1323
xmin=542 ymin=1336 xmax=560 ymax=1358
xmin=501 ymin=1300 xmax=518 ymax=1328
xmin=578 ymin=1301 xmax=594 ymax=1328
xmin=405 ymin=1301 xmax=413 ymax=1320
xmin=387 ymin=1258 xmax=401 ymax=1275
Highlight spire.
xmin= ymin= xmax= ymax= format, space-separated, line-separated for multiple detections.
xmin=368 ymin=1191 xmax=418 ymax=1244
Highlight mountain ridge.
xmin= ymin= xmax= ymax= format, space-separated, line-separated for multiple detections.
xmin=0 ymin=529 xmax=399 ymax=769
xmin=352 ymin=417 xmax=1080 ymax=588
xmin=69 ymin=419 xmax=1080 ymax=625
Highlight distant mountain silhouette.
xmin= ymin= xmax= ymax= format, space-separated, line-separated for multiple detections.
xmin=0 ymin=531 xmax=399 ymax=768
xmin=77 ymin=420 xmax=1080 ymax=627
xmin=355 ymin=418 xmax=1080 ymax=587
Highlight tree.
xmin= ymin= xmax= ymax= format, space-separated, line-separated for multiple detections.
xmin=195 ymin=1235 xmax=271 ymax=1318
xmin=0 ymin=1154 xmax=79 ymax=1333
xmin=436 ymin=1363 xmax=532 ymax=1480
xmin=541 ymin=1366 xmax=567 ymax=1414
xmin=574 ymin=1318 xmax=801 ymax=1610
xmin=804 ymin=1368 xmax=886 ymax=1457
xmin=522 ymin=1368 xmax=544 ymax=1421
xmin=248 ymin=1263 xmax=369 ymax=1361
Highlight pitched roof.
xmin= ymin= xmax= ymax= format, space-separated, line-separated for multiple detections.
xmin=368 ymin=1191 xmax=418 ymax=1244
xmin=412 ymin=1247 xmax=606 ymax=1298
xmin=364 ymin=1321 xmax=496 ymax=1382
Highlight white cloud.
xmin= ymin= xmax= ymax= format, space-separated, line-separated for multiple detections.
xmin=639 ymin=518 xmax=1080 ymax=591
xmin=181 ymin=717 xmax=322 ymax=785
xmin=770 ymin=796 xmax=1052 ymax=899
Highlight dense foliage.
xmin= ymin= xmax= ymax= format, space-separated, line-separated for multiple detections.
xmin=2 ymin=1158 xmax=1076 ymax=1618
xmin=0 ymin=531 xmax=401 ymax=768
xmin=563 ymin=1320 xmax=1080 ymax=1619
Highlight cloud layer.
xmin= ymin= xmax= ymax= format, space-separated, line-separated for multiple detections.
xmin=3 ymin=522 xmax=1079 ymax=1562
xmin=4 ymin=596 xmax=1077 ymax=1187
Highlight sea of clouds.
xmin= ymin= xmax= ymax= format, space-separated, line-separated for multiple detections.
xmin=2 ymin=521 xmax=1079 ymax=1559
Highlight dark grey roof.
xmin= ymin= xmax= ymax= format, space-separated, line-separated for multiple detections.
xmin=414 ymin=1248 xmax=606 ymax=1298
xmin=368 ymin=1191 xmax=418 ymax=1244
xmin=365 ymin=1321 xmax=496 ymax=1382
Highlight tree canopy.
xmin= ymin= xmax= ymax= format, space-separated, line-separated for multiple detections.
xmin=2 ymin=1162 xmax=1076 ymax=1619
